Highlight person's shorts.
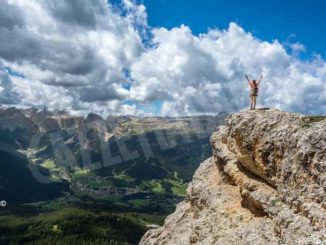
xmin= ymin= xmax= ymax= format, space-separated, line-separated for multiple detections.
xmin=250 ymin=92 xmax=258 ymax=97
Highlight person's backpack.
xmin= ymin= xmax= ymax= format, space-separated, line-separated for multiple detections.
xmin=253 ymin=86 xmax=259 ymax=95
xmin=251 ymin=83 xmax=259 ymax=96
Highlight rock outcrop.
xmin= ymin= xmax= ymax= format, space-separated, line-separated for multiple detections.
xmin=140 ymin=109 xmax=326 ymax=245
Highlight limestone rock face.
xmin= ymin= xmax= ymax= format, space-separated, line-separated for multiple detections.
xmin=140 ymin=109 xmax=326 ymax=245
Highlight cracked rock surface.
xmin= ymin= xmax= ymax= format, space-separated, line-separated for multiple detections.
xmin=140 ymin=109 xmax=325 ymax=245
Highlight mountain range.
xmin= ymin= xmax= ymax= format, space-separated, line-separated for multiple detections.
xmin=0 ymin=106 xmax=226 ymax=244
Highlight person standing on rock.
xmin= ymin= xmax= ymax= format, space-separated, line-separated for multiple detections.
xmin=245 ymin=75 xmax=263 ymax=110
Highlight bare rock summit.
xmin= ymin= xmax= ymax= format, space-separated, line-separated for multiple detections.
xmin=140 ymin=109 xmax=325 ymax=245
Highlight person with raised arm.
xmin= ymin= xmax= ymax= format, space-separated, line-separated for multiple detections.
xmin=245 ymin=74 xmax=263 ymax=110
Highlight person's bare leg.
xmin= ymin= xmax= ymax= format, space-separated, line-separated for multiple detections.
xmin=250 ymin=97 xmax=253 ymax=110
xmin=253 ymin=97 xmax=257 ymax=109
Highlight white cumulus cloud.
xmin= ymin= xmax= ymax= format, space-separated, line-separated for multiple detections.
xmin=130 ymin=23 xmax=326 ymax=115
xmin=0 ymin=0 xmax=325 ymax=116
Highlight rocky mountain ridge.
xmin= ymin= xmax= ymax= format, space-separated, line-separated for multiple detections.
xmin=140 ymin=109 xmax=326 ymax=244
xmin=0 ymin=106 xmax=226 ymax=205
xmin=0 ymin=106 xmax=226 ymax=153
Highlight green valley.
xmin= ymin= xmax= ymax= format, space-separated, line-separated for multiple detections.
xmin=0 ymin=107 xmax=226 ymax=244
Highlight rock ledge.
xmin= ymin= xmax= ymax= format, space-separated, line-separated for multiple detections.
xmin=140 ymin=109 xmax=325 ymax=245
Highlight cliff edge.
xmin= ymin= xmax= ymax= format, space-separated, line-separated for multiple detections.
xmin=140 ymin=109 xmax=326 ymax=245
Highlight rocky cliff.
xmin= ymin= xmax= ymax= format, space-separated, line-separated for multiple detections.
xmin=140 ymin=109 xmax=326 ymax=245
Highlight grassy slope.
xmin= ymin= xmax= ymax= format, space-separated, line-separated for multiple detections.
xmin=0 ymin=150 xmax=69 ymax=203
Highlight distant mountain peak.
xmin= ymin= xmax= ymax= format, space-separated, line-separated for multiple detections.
xmin=85 ymin=113 xmax=104 ymax=122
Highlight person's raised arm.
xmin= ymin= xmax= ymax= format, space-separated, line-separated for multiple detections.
xmin=245 ymin=75 xmax=250 ymax=83
xmin=258 ymin=75 xmax=263 ymax=85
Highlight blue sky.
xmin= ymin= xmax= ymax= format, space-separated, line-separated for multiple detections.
xmin=143 ymin=0 xmax=326 ymax=59
xmin=0 ymin=0 xmax=325 ymax=116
